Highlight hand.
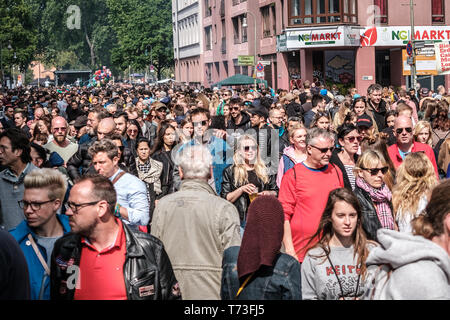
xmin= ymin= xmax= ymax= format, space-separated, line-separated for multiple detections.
xmin=213 ymin=129 xmax=226 ymax=140
xmin=259 ymin=190 xmax=276 ymax=196
xmin=240 ymin=184 xmax=257 ymax=195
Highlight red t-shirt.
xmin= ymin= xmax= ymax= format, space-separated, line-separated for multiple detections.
xmin=278 ymin=162 xmax=344 ymax=262
xmin=74 ymin=218 xmax=127 ymax=300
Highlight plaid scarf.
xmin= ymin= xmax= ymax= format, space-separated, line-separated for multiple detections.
xmin=137 ymin=159 xmax=152 ymax=174
xmin=356 ymin=177 xmax=395 ymax=230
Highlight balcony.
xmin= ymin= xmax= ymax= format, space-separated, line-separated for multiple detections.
xmin=221 ymin=37 xmax=227 ymax=54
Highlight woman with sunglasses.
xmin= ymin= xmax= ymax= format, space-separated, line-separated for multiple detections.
xmin=330 ymin=124 xmax=361 ymax=190
xmin=392 ymin=152 xmax=438 ymax=234
xmin=354 ymin=150 xmax=397 ymax=242
xmin=301 ymin=188 xmax=377 ymax=300
xmin=221 ymin=134 xmax=278 ymax=232
xmin=125 ymin=119 xmax=143 ymax=158
xmin=150 ymin=121 xmax=177 ymax=198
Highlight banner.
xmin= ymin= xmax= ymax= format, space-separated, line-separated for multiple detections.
xmin=435 ymin=42 xmax=450 ymax=75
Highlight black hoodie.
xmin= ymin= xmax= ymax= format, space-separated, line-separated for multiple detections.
xmin=227 ymin=111 xmax=251 ymax=131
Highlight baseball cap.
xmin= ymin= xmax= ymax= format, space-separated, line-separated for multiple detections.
xmin=420 ymin=87 xmax=430 ymax=95
xmin=356 ymin=114 xmax=373 ymax=128
xmin=334 ymin=95 xmax=345 ymax=103
xmin=320 ymin=89 xmax=328 ymax=96
xmin=248 ymin=106 xmax=269 ymax=119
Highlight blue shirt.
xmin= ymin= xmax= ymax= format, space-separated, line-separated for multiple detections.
xmin=110 ymin=169 xmax=149 ymax=226
xmin=9 ymin=215 xmax=71 ymax=300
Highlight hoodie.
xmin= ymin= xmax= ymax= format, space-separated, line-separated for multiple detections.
xmin=227 ymin=112 xmax=251 ymax=131
xmin=364 ymin=229 xmax=450 ymax=300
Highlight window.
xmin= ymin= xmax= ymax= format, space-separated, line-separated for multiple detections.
xmin=374 ymin=0 xmax=387 ymax=24
xmin=205 ymin=0 xmax=212 ymax=17
xmin=232 ymin=17 xmax=240 ymax=44
xmin=271 ymin=4 xmax=277 ymax=36
xmin=205 ymin=26 xmax=212 ymax=50
xmin=289 ymin=0 xmax=357 ymax=25
xmin=233 ymin=59 xmax=241 ymax=75
xmin=432 ymin=0 xmax=444 ymax=23
xmin=261 ymin=6 xmax=271 ymax=38
xmin=241 ymin=15 xmax=248 ymax=43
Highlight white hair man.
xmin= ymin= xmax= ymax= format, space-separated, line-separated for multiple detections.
xmin=151 ymin=144 xmax=241 ymax=300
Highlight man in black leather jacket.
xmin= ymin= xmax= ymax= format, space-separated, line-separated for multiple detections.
xmin=67 ymin=118 xmax=137 ymax=181
xmin=50 ymin=174 xmax=181 ymax=300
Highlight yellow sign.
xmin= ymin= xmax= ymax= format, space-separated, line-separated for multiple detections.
xmin=402 ymin=49 xmax=437 ymax=76
xmin=238 ymin=55 xmax=255 ymax=66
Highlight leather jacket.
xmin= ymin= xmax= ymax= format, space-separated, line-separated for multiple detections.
xmin=67 ymin=137 xmax=137 ymax=181
xmin=220 ymin=165 xmax=278 ymax=225
xmin=50 ymin=222 xmax=181 ymax=300
xmin=354 ymin=185 xmax=390 ymax=242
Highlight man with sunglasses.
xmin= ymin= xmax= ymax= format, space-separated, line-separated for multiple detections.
xmin=279 ymin=128 xmax=344 ymax=263
xmin=387 ymin=116 xmax=438 ymax=176
xmin=10 ymin=169 xmax=70 ymax=300
xmin=226 ymin=98 xmax=251 ymax=131
xmin=44 ymin=117 xmax=78 ymax=165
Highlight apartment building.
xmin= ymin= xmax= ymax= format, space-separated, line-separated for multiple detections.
xmin=174 ymin=0 xmax=450 ymax=92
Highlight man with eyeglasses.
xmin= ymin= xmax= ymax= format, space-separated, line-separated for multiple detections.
xmin=50 ymin=174 xmax=180 ymax=300
xmin=10 ymin=169 xmax=70 ymax=300
xmin=387 ymin=116 xmax=438 ymax=176
xmin=43 ymin=117 xmax=78 ymax=165
xmin=278 ymin=128 xmax=344 ymax=263
xmin=0 ymin=128 xmax=38 ymax=231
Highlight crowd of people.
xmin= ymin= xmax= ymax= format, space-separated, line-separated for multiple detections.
xmin=0 ymin=80 xmax=449 ymax=300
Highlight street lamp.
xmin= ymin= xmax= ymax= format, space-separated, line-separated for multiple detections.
xmin=242 ymin=12 xmax=257 ymax=90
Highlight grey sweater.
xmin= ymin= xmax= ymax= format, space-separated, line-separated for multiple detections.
xmin=364 ymin=229 xmax=450 ymax=300
xmin=301 ymin=244 xmax=376 ymax=300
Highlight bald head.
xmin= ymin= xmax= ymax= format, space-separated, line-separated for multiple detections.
xmin=97 ymin=117 xmax=116 ymax=140
xmin=394 ymin=115 xmax=413 ymax=147
xmin=52 ymin=116 xmax=67 ymax=128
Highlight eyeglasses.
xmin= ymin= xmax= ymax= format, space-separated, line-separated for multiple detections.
xmin=395 ymin=127 xmax=413 ymax=134
xmin=309 ymin=145 xmax=335 ymax=153
xmin=18 ymin=199 xmax=55 ymax=211
xmin=360 ymin=166 xmax=388 ymax=176
xmin=345 ymin=136 xmax=363 ymax=143
xmin=127 ymin=129 xmax=139 ymax=133
xmin=231 ymin=106 xmax=240 ymax=111
xmin=243 ymin=145 xmax=257 ymax=152
xmin=65 ymin=200 xmax=101 ymax=214
xmin=193 ymin=120 xmax=208 ymax=127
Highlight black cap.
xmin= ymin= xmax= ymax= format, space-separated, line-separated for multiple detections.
xmin=356 ymin=114 xmax=373 ymax=128
xmin=73 ymin=115 xmax=87 ymax=129
xmin=248 ymin=106 xmax=269 ymax=119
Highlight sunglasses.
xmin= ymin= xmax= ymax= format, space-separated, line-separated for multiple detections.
xmin=360 ymin=166 xmax=388 ymax=175
xmin=395 ymin=127 xmax=413 ymax=134
xmin=243 ymin=145 xmax=257 ymax=152
xmin=231 ymin=106 xmax=240 ymax=111
xmin=345 ymin=136 xmax=363 ymax=143
xmin=193 ymin=120 xmax=208 ymax=127
xmin=309 ymin=145 xmax=335 ymax=153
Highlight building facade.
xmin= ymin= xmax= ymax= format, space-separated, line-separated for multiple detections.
xmin=174 ymin=0 xmax=450 ymax=93
xmin=173 ymin=0 xmax=203 ymax=86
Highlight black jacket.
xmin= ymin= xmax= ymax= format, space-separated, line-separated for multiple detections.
xmin=50 ymin=222 xmax=181 ymax=300
xmin=220 ymin=165 xmax=278 ymax=224
xmin=67 ymin=137 xmax=137 ymax=181
xmin=354 ymin=185 xmax=393 ymax=242
xmin=227 ymin=112 xmax=251 ymax=131
xmin=151 ymin=149 xmax=174 ymax=198
xmin=367 ymin=99 xmax=388 ymax=132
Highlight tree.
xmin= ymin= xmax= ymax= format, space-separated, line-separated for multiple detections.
xmin=0 ymin=0 xmax=38 ymax=77
xmin=107 ymin=0 xmax=173 ymax=80
xmin=37 ymin=0 xmax=116 ymax=70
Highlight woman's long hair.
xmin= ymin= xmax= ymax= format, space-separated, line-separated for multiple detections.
xmin=392 ymin=152 xmax=438 ymax=220
xmin=150 ymin=120 xmax=176 ymax=156
xmin=413 ymin=120 xmax=433 ymax=146
xmin=233 ymin=134 xmax=269 ymax=186
xmin=302 ymin=188 xmax=374 ymax=281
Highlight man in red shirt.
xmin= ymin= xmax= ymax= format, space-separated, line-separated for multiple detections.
xmin=50 ymin=174 xmax=181 ymax=300
xmin=278 ymin=128 xmax=344 ymax=263
xmin=387 ymin=116 xmax=438 ymax=177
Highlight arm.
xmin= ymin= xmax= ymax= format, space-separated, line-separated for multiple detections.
xmin=66 ymin=146 xmax=84 ymax=181
xmin=282 ymin=258 xmax=302 ymax=300
xmin=119 ymin=180 xmax=150 ymax=225
xmin=278 ymin=169 xmax=298 ymax=259
xmin=157 ymin=244 xmax=182 ymax=300
xmin=219 ymin=203 xmax=242 ymax=250
xmin=283 ymin=221 xmax=298 ymax=260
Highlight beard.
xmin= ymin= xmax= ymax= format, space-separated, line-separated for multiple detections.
xmin=72 ymin=217 xmax=98 ymax=238
xmin=54 ymin=134 xmax=66 ymax=144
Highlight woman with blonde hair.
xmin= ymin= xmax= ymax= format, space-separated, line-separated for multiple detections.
xmin=413 ymin=120 xmax=433 ymax=146
xmin=221 ymin=134 xmax=277 ymax=231
xmin=353 ymin=150 xmax=397 ymax=241
xmin=392 ymin=152 xmax=438 ymax=234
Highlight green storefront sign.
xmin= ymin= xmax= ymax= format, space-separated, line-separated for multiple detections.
xmin=238 ymin=55 xmax=255 ymax=66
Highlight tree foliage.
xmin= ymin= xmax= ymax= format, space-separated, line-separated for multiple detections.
xmin=107 ymin=0 xmax=173 ymax=79
xmin=0 ymin=0 xmax=38 ymax=73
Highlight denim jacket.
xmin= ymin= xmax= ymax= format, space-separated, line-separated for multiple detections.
xmin=220 ymin=246 xmax=302 ymax=300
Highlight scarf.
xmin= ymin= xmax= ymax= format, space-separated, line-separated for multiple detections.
xmin=356 ymin=177 xmax=395 ymax=230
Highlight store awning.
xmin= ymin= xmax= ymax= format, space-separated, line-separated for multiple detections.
xmin=212 ymin=74 xmax=267 ymax=88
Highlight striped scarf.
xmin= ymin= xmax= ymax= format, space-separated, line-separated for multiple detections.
xmin=356 ymin=177 xmax=395 ymax=230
